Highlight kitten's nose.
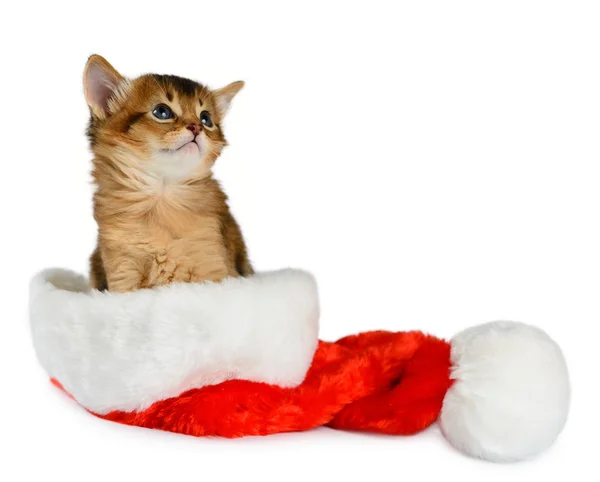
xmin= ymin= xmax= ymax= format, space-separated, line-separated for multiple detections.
xmin=186 ymin=124 xmax=201 ymax=136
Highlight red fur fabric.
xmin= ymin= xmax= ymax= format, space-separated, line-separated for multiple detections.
xmin=53 ymin=331 xmax=452 ymax=438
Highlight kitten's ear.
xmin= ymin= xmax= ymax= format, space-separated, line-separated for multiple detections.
xmin=213 ymin=81 xmax=245 ymax=117
xmin=83 ymin=55 xmax=124 ymax=119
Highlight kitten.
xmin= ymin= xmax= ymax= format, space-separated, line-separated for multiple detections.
xmin=83 ymin=55 xmax=253 ymax=292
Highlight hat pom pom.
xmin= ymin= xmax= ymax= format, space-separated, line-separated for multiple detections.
xmin=439 ymin=321 xmax=570 ymax=462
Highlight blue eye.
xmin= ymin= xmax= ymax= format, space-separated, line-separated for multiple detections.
xmin=152 ymin=104 xmax=173 ymax=120
xmin=200 ymin=110 xmax=213 ymax=128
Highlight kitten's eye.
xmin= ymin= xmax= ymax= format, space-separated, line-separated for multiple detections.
xmin=200 ymin=111 xmax=213 ymax=128
xmin=152 ymin=104 xmax=174 ymax=120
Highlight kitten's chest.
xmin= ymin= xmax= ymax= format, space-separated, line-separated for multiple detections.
xmin=138 ymin=213 xmax=225 ymax=259
xmin=110 ymin=211 xmax=231 ymax=284
xmin=146 ymin=212 xmax=221 ymax=247
xmin=95 ymin=178 xmax=236 ymax=287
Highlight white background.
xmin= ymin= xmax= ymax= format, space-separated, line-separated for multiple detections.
xmin=1 ymin=0 xmax=599 ymax=480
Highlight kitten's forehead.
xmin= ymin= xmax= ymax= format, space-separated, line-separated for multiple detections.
xmin=145 ymin=74 xmax=208 ymax=100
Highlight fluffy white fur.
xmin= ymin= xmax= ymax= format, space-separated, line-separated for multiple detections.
xmin=147 ymin=143 xmax=211 ymax=181
xmin=440 ymin=321 xmax=570 ymax=462
xmin=30 ymin=268 xmax=319 ymax=415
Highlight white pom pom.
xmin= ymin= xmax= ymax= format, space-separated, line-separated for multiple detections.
xmin=439 ymin=321 xmax=570 ymax=462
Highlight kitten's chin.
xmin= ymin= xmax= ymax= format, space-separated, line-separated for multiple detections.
xmin=178 ymin=141 xmax=200 ymax=155
xmin=146 ymin=149 xmax=211 ymax=182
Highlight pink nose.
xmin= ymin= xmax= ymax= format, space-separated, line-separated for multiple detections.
xmin=187 ymin=124 xmax=201 ymax=136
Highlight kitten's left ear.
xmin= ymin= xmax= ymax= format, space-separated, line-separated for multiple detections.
xmin=213 ymin=81 xmax=245 ymax=117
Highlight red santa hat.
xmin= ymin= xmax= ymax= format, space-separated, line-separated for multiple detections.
xmin=30 ymin=268 xmax=569 ymax=462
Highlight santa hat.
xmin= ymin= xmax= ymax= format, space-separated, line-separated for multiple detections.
xmin=30 ymin=268 xmax=569 ymax=462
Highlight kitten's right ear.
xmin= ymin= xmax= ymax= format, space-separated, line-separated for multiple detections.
xmin=83 ymin=55 xmax=124 ymax=119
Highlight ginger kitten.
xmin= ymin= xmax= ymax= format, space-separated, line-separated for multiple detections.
xmin=84 ymin=55 xmax=252 ymax=292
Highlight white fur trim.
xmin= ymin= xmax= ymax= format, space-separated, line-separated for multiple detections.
xmin=29 ymin=268 xmax=319 ymax=415
xmin=440 ymin=321 xmax=570 ymax=462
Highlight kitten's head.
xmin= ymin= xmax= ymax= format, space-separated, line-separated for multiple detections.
xmin=84 ymin=55 xmax=243 ymax=182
